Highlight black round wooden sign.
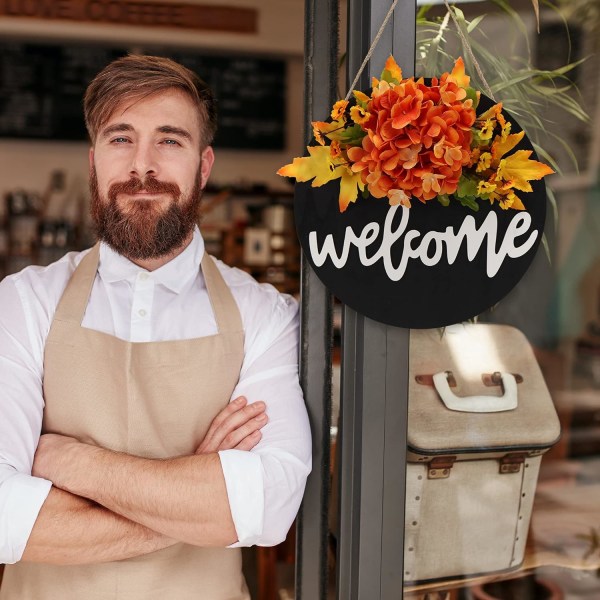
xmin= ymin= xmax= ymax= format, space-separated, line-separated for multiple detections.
xmin=294 ymin=98 xmax=547 ymax=329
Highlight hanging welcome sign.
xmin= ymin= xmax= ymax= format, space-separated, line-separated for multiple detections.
xmin=278 ymin=57 xmax=551 ymax=329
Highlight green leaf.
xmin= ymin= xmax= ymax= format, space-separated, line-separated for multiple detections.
xmin=456 ymin=176 xmax=479 ymax=198
xmin=458 ymin=196 xmax=480 ymax=211
xmin=465 ymin=87 xmax=479 ymax=106
xmin=546 ymin=186 xmax=558 ymax=236
xmin=437 ymin=194 xmax=450 ymax=207
xmin=338 ymin=124 xmax=366 ymax=147
xmin=541 ymin=233 xmax=551 ymax=265
xmin=467 ymin=14 xmax=486 ymax=33
xmin=380 ymin=69 xmax=400 ymax=86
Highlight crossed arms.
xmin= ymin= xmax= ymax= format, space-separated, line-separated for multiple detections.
xmin=22 ymin=397 xmax=267 ymax=565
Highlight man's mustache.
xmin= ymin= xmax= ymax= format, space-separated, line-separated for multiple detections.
xmin=108 ymin=177 xmax=181 ymax=202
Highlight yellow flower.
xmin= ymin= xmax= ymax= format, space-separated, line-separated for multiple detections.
xmin=479 ymin=119 xmax=494 ymax=141
xmin=498 ymin=190 xmax=527 ymax=211
xmin=350 ymin=105 xmax=371 ymax=125
xmin=476 ymin=152 xmax=492 ymax=173
xmin=331 ymin=100 xmax=349 ymax=121
xmin=388 ymin=189 xmax=412 ymax=208
xmin=486 ymin=181 xmax=527 ymax=210
xmin=477 ymin=181 xmax=497 ymax=196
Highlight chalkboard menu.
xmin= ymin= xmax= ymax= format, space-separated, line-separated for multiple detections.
xmin=0 ymin=41 xmax=285 ymax=149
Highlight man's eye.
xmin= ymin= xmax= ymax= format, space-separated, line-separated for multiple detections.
xmin=162 ymin=139 xmax=180 ymax=146
xmin=111 ymin=137 xmax=130 ymax=144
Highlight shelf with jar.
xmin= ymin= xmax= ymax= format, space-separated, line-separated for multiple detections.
xmin=200 ymin=186 xmax=300 ymax=296
xmin=0 ymin=171 xmax=88 ymax=281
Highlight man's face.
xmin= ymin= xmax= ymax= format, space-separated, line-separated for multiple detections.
xmin=89 ymin=88 xmax=214 ymax=260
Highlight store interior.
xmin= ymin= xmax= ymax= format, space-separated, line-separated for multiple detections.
xmin=1 ymin=0 xmax=600 ymax=598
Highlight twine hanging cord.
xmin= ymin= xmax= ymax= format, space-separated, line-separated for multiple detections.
xmin=344 ymin=0 xmax=495 ymax=103
xmin=343 ymin=0 xmax=399 ymax=101
xmin=443 ymin=0 xmax=496 ymax=101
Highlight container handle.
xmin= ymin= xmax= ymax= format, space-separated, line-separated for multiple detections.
xmin=432 ymin=371 xmax=518 ymax=413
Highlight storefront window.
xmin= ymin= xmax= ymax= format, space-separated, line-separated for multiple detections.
xmin=402 ymin=1 xmax=600 ymax=597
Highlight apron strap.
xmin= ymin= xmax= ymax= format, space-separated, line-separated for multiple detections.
xmin=51 ymin=243 xmax=243 ymax=335
xmin=201 ymin=253 xmax=243 ymax=335
xmin=52 ymin=243 xmax=100 ymax=324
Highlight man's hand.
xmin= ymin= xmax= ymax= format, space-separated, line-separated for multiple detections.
xmin=196 ymin=396 xmax=267 ymax=454
xmin=32 ymin=396 xmax=266 ymax=483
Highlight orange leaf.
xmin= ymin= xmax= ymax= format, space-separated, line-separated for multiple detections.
xmin=448 ymin=57 xmax=470 ymax=89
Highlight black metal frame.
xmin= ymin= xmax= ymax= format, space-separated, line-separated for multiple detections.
xmin=296 ymin=2 xmax=416 ymax=599
xmin=295 ymin=2 xmax=338 ymax=599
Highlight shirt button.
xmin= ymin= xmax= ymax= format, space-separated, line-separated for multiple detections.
xmin=139 ymin=272 xmax=149 ymax=281
xmin=138 ymin=309 xmax=147 ymax=317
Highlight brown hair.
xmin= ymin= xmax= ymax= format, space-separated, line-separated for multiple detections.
xmin=84 ymin=54 xmax=217 ymax=147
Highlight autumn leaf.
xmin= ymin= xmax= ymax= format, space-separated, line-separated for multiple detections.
xmin=312 ymin=119 xmax=346 ymax=145
xmin=448 ymin=57 xmax=470 ymax=89
xmin=353 ymin=90 xmax=370 ymax=108
xmin=497 ymin=150 xmax=554 ymax=192
xmin=277 ymin=145 xmax=342 ymax=187
xmin=491 ymin=130 xmax=525 ymax=164
xmin=380 ymin=55 xmax=402 ymax=85
xmin=478 ymin=102 xmax=503 ymax=122
xmin=339 ymin=167 xmax=366 ymax=212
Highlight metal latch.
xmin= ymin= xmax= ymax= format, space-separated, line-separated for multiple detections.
xmin=499 ymin=452 xmax=527 ymax=474
xmin=428 ymin=456 xmax=457 ymax=479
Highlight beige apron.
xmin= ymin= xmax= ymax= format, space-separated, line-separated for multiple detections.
xmin=1 ymin=244 xmax=250 ymax=600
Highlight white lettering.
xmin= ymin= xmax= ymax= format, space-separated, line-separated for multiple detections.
xmin=307 ymin=206 xmax=539 ymax=281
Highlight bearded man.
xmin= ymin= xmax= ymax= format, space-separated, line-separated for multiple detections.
xmin=0 ymin=55 xmax=311 ymax=599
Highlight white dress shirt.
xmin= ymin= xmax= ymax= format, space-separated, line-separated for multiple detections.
xmin=0 ymin=227 xmax=311 ymax=564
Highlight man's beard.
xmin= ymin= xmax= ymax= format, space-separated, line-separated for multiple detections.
xmin=90 ymin=166 xmax=203 ymax=260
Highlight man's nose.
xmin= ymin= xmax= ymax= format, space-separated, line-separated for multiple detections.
xmin=129 ymin=142 xmax=159 ymax=178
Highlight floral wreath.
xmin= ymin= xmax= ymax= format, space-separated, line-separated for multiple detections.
xmin=278 ymin=56 xmax=554 ymax=213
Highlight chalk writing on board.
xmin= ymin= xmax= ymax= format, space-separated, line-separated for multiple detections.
xmin=0 ymin=42 xmax=285 ymax=149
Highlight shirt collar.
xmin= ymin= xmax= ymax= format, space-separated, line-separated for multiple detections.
xmin=98 ymin=226 xmax=205 ymax=293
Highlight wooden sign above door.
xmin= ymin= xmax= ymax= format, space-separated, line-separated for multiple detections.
xmin=0 ymin=0 xmax=257 ymax=34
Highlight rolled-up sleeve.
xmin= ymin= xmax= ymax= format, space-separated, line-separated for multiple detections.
xmin=219 ymin=291 xmax=311 ymax=547
xmin=0 ymin=276 xmax=52 ymax=563
xmin=0 ymin=470 xmax=52 ymax=564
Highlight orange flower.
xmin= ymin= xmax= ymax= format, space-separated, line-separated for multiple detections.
xmin=330 ymin=140 xmax=342 ymax=159
xmin=347 ymin=76 xmax=475 ymax=203
xmin=331 ymin=100 xmax=349 ymax=121
xmin=279 ymin=57 xmax=555 ymax=214
xmin=388 ymin=188 xmax=411 ymax=208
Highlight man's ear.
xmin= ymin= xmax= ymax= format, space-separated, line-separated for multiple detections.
xmin=89 ymin=147 xmax=95 ymax=172
xmin=200 ymin=146 xmax=215 ymax=189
